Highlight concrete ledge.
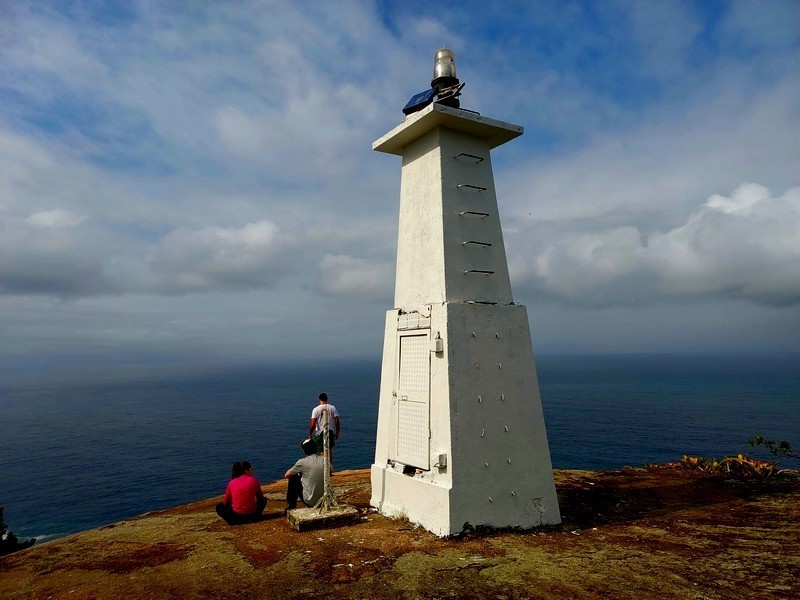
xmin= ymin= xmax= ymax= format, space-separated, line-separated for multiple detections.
xmin=372 ymin=103 xmax=523 ymax=155
xmin=286 ymin=505 xmax=360 ymax=532
xmin=371 ymin=464 xmax=452 ymax=536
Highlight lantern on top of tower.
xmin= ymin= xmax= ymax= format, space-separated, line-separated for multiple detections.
xmin=402 ymin=48 xmax=465 ymax=115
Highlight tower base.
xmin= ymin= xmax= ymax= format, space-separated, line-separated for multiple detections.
xmin=370 ymin=302 xmax=561 ymax=536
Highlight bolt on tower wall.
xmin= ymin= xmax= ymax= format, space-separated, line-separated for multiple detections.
xmin=370 ymin=96 xmax=561 ymax=536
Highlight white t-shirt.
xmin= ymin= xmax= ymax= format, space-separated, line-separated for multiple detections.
xmin=311 ymin=403 xmax=339 ymax=435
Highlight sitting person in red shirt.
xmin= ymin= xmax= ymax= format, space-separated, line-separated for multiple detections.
xmin=215 ymin=461 xmax=267 ymax=524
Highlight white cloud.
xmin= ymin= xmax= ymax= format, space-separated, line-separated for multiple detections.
xmin=0 ymin=211 xmax=107 ymax=297
xmin=2 ymin=6 xmax=108 ymax=87
xmin=501 ymin=75 xmax=800 ymax=224
xmin=27 ymin=209 xmax=85 ymax=229
xmin=215 ymin=107 xmax=265 ymax=158
xmin=315 ymin=254 xmax=393 ymax=301
xmin=646 ymin=184 xmax=800 ymax=304
xmin=722 ymin=0 xmax=799 ymax=50
xmin=149 ymin=220 xmax=294 ymax=293
xmin=530 ymin=226 xmax=644 ymax=299
xmin=511 ymin=184 xmax=800 ymax=307
xmin=704 ymin=183 xmax=767 ymax=214
xmin=411 ymin=17 xmax=456 ymax=41
xmin=626 ymin=0 xmax=703 ymax=81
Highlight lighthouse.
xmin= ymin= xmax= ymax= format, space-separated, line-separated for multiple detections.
xmin=370 ymin=50 xmax=560 ymax=536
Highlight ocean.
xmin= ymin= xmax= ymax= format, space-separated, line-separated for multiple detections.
xmin=1 ymin=353 xmax=798 ymax=543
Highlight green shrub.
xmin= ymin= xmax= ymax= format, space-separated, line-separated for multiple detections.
xmin=0 ymin=507 xmax=35 ymax=556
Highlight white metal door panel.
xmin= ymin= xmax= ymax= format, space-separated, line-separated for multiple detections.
xmin=396 ymin=333 xmax=430 ymax=469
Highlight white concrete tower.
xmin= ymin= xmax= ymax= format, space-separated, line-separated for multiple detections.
xmin=370 ymin=53 xmax=561 ymax=536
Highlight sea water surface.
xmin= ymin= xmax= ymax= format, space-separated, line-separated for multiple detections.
xmin=1 ymin=353 xmax=797 ymax=542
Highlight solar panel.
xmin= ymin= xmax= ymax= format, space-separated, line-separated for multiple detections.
xmin=402 ymin=87 xmax=437 ymax=115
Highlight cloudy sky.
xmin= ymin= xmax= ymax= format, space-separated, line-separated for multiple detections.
xmin=1 ymin=1 xmax=798 ymax=367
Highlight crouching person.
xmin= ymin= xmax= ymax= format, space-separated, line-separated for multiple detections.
xmin=216 ymin=461 xmax=267 ymax=525
xmin=284 ymin=439 xmax=327 ymax=513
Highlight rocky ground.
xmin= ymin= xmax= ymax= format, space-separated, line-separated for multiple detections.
xmin=1 ymin=468 xmax=798 ymax=599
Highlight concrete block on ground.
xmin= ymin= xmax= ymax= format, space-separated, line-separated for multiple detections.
xmin=286 ymin=504 xmax=360 ymax=532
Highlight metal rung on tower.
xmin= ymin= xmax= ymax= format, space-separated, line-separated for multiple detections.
xmin=454 ymin=153 xmax=484 ymax=163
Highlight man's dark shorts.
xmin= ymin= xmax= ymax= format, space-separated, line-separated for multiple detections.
xmin=313 ymin=430 xmax=335 ymax=452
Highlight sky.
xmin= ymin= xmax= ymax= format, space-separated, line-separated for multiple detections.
xmin=1 ymin=0 xmax=798 ymax=368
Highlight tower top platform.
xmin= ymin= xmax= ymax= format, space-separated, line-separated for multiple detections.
xmin=373 ymin=103 xmax=523 ymax=156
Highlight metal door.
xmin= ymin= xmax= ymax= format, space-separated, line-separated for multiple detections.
xmin=396 ymin=332 xmax=431 ymax=469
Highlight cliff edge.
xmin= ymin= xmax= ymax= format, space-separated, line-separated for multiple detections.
xmin=1 ymin=468 xmax=798 ymax=599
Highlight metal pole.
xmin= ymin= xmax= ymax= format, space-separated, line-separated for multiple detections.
xmin=313 ymin=407 xmax=339 ymax=512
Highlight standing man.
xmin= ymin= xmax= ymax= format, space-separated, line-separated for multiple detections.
xmin=309 ymin=392 xmax=340 ymax=464
xmin=284 ymin=438 xmax=327 ymax=513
